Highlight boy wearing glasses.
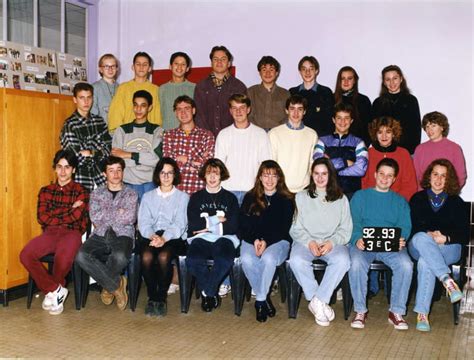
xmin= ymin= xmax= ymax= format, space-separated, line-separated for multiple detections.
xmin=112 ymin=90 xmax=163 ymax=201
xmin=92 ymin=53 xmax=119 ymax=125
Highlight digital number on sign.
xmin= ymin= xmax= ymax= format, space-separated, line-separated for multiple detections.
xmin=362 ymin=227 xmax=401 ymax=252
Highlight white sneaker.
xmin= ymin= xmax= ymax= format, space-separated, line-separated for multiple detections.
xmin=323 ymin=302 xmax=335 ymax=322
xmin=219 ymin=284 xmax=231 ymax=298
xmin=336 ymin=289 xmax=343 ymax=301
xmin=42 ymin=292 xmax=55 ymax=311
xmin=48 ymin=286 xmax=69 ymax=315
xmin=167 ymin=283 xmax=179 ymax=295
xmin=308 ymin=296 xmax=330 ymax=326
xmin=251 ymin=289 xmax=256 ymax=298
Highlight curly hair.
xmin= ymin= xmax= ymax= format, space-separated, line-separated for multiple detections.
xmin=420 ymin=159 xmax=460 ymax=196
xmin=422 ymin=111 xmax=449 ymax=137
xmin=306 ymin=158 xmax=343 ymax=202
xmin=368 ymin=116 xmax=402 ymax=144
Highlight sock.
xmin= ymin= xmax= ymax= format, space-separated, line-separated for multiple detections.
xmin=439 ymin=274 xmax=450 ymax=283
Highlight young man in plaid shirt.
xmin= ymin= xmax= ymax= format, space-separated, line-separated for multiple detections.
xmin=20 ymin=150 xmax=89 ymax=315
xmin=163 ymin=95 xmax=215 ymax=195
xmin=60 ymin=82 xmax=112 ymax=192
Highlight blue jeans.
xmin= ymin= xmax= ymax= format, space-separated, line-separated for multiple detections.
xmin=241 ymin=240 xmax=289 ymax=301
xmin=289 ymin=242 xmax=350 ymax=304
xmin=349 ymin=245 xmax=413 ymax=314
xmin=186 ymin=238 xmax=236 ymax=297
xmin=408 ymin=232 xmax=461 ymax=314
xmin=230 ymin=190 xmax=246 ymax=207
xmin=125 ymin=182 xmax=155 ymax=203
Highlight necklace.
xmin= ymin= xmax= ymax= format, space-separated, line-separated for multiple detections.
xmin=105 ymin=81 xmax=116 ymax=99
xmin=265 ymin=194 xmax=272 ymax=206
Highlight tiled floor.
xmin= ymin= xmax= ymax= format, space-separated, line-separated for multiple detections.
xmin=0 ymin=288 xmax=472 ymax=359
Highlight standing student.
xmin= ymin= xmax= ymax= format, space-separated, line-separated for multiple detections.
xmin=60 ymin=82 xmax=112 ymax=192
xmin=247 ymin=56 xmax=290 ymax=131
xmin=20 ymin=150 xmax=89 ymax=315
xmin=240 ymin=160 xmax=295 ymax=322
xmin=112 ymin=90 xmax=163 ymax=201
xmin=289 ymin=158 xmax=352 ymax=327
xmin=372 ymin=65 xmax=421 ymax=154
xmin=92 ymin=53 xmax=119 ymax=125
xmin=289 ymin=56 xmax=334 ymax=136
xmin=108 ymin=52 xmax=162 ymax=132
xmin=159 ymin=52 xmax=196 ymax=130
xmin=333 ymin=66 xmax=372 ymax=146
xmin=194 ymin=46 xmax=247 ymax=137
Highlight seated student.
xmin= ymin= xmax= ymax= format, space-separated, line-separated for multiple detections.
xmin=20 ymin=150 xmax=89 ymax=315
xmin=108 ymin=52 xmax=162 ymax=133
xmin=247 ymin=56 xmax=290 ymax=131
xmin=216 ymin=93 xmax=272 ymax=205
xmin=408 ymin=159 xmax=469 ymax=332
xmin=269 ymin=94 xmax=318 ymax=193
xmin=313 ymin=102 xmax=368 ymax=199
xmin=289 ymin=56 xmax=334 ymax=136
xmin=362 ymin=116 xmax=417 ymax=202
xmin=186 ymin=158 xmax=239 ymax=312
xmin=163 ymin=95 xmax=215 ymax=195
xmin=159 ymin=52 xmax=196 ymax=130
xmin=289 ymin=158 xmax=352 ymax=327
xmin=76 ymin=156 xmax=138 ymax=311
xmin=240 ymin=160 xmax=295 ymax=322
xmin=112 ymin=90 xmax=163 ymax=201
xmin=137 ymin=158 xmax=189 ymax=317
xmin=413 ymin=111 xmax=466 ymax=190
xmin=349 ymin=158 xmax=413 ymax=330
xmin=92 ymin=53 xmax=119 ymax=125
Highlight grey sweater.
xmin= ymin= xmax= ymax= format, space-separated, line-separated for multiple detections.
xmin=92 ymin=78 xmax=119 ymax=125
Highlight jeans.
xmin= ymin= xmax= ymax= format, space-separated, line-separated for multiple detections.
xmin=349 ymin=245 xmax=413 ymax=314
xmin=125 ymin=182 xmax=155 ymax=203
xmin=408 ymin=232 xmax=461 ymax=314
xmin=230 ymin=190 xmax=246 ymax=207
xmin=289 ymin=242 xmax=350 ymax=304
xmin=241 ymin=240 xmax=290 ymax=301
xmin=186 ymin=238 xmax=236 ymax=297
xmin=76 ymin=229 xmax=133 ymax=292
xmin=20 ymin=227 xmax=82 ymax=293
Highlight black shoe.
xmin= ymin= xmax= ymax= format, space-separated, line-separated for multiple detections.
xmin=266 ymin=296 xmax=276 ymax=317
xmin=211 ymin=295 xmax=221 ymax=310
xmin=201 ymin=296 xmax=212 ymax=312
xmin=145 ymin=300 xmax=157 ymax=316
xmin=156 ymin=301 xmax=167 ymax=317
xmin=255 ymin=301 xmax=268 ymax=322
xmin=368 ymin=291 xmax=378 ymax=299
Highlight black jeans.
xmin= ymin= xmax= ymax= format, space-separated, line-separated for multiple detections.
xmin=186 ymin=237 xmax=236 ymax=297
xmin=76 ymin=228 xmax=133 ymax=292
xmin=138 ymin=232 xmax=187 ymax=302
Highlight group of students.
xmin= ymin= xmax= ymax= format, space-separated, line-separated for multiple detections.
xmin=18 ymin=45 xmax=468 ymax=334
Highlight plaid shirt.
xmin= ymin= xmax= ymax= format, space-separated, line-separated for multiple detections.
xmin=163 ymin=126 xmax=215 ymax=194
xmin=37 ymin=181 xmax=89 ymax=233
xmin=60 ymin=111 xmax=112 ymax=191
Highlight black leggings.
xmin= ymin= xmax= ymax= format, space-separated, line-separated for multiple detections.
xmin=138 ymin=235 xmax=187 ymax=302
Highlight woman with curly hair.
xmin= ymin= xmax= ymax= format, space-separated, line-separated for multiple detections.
xmin=361 ymin=116 xmax=417 ymax=201
xmin=289 ymin=158 xmax=352 ymax=327
xmin=239 ymin=160 xmax=295 ymax=322
xmin=408 ymin=159 xmax=469 ymax=332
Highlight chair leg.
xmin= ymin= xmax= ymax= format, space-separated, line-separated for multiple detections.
xmin=385 ymin=270 xmax=392 ymax=304
xmin=72 ymin=262 xmax=82 ymax=310
xmin=230 ymin=258 xmax=246 ymax=316
xmin=81 ymin=272 xmax=90 ymax=308
xmin=341 ymin=272 xmax=352 ymax=320
xmin=177 ymin=256 xmax=193 ymax=313
xmin=286 ymin=261 xmax=301 ymax=319
xmin=26 ymin=276 xmax=35 ymax=309
xmin=127 ymin=253 xmax=141 ymax=311
xmin=277 ymin=265 xmax=287 ymax=304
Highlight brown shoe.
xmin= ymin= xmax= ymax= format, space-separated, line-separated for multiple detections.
xmin=100 ymin=288 xmax=114 ymax=306
xmin=113 ymin=276 xmax=128 ymax=311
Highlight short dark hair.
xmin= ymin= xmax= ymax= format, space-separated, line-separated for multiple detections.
xmin=133 ymin=51 xmax=153 ymax=67
xmin=169 ymin=52 xmax=191 ymax=67
xmin=285 ymin=94 xmax=307 ymax=111
xmin=153 ymin=157 xmax=181 ymax=187
xmin=209 ymin=46 xmax=233 ymax=63
xmin=333 ymin=102 xmax=353 ymax=118
xmin=52 ymin=149 xmax=78 ymax=169
xmin=133 ymin=90 xmax=153 ymax=106
xmin=298 ymin=56 xmax=320 ymax=71
xmin=173 ymin=95 xmax=196 ymax=111
xmin=73 ymin=82 xmax=93 ymax=97
xmin=422 ymin=111 xmax=449 ymax=137
xmin=228 ymin=93 xmax=251 ymax=108
xmin=257 ymin=56 xmax=281 ymax=73
xmin=101 ymin=155 xmax=126 ymax=173
xmin=198 ymin=158 xmax=230 ymax=181
xmin=375 ymin=158 xmax=399 ymax=177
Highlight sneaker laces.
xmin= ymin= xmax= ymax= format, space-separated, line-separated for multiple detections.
xmin=417 ymin=313 xmax=428 ymax=322
xmin=444 ymin=278 xmax=458 ymax=294
xmin=392 ymin=313 xmax=405 ymax=322
xmin=354 ymin=313 xmax=365 ymax=322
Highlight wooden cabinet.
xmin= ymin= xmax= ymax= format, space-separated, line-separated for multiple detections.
xmin=0 ymin=89 xmax=75 ymax=296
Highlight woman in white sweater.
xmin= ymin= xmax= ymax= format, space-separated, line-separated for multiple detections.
xmin=289 ymin=157 xmax=352 ymax=327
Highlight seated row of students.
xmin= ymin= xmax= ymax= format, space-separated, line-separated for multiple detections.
xmin=20 ymin=148 xmax=468 ymax=334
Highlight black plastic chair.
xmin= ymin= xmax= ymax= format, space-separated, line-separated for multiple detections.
xmin=26 ymin=253 xmax=83 ymax=310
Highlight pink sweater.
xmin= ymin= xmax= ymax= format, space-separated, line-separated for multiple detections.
xmin=413 ymin=137 xmax=467 ymax=189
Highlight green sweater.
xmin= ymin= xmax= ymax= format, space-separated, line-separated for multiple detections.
xmin=290 ymin=190 xmax=352 ymax=246
xmin=159 ymin=80 xmax=196 ymax=130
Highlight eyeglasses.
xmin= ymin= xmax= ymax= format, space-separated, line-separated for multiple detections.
xmin=160 ymin=171 xmax=174 ymax=177
xmin=101 ymin=65 xmax=117 ymax=70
